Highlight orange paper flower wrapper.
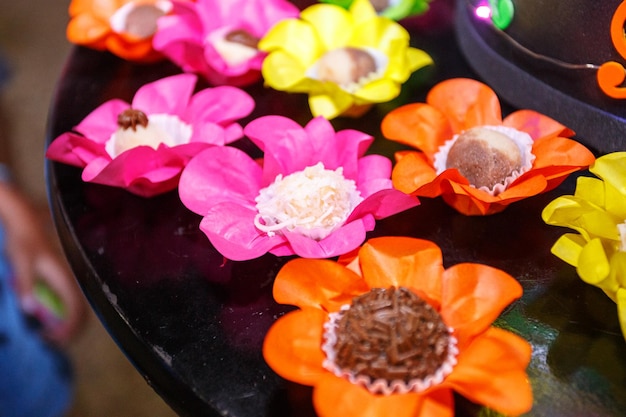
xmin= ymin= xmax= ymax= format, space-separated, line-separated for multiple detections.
xmin=263 ymin=236 xmax=533 ymax=417
xmin=382 ymin=78 xmax=596 ymax=215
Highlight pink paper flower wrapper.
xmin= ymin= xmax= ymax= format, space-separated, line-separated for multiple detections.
xmin=178 ymin=115 xmax=419 ymax=260
xmin=153 ymin=0 xmax=300 ymax=86
xmin=46 ymin=73 xmax=255 ymax=197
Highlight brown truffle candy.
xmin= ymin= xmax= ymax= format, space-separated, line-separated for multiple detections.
xmin=317 ymin=47 xmax=377 ymax=87
xmin=332 ymin=287 xmax=451 ymax=384
xmin=446 ymin=127 xmax=522 ymax=189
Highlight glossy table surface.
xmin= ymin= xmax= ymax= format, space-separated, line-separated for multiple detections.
xmin=45 ymin=2 xmax=626 ymax=416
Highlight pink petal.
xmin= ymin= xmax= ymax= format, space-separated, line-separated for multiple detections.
xmin=74 ymin=99 xmax=129 ymax=142
xmin=244 ymin=115 xmax=313 ymax=183
xmin=281 ymin=218 xmax=369 ymax=259
xmin=132 ymin=74 xmax=197 ymax=116
xmin=46 ymin=132 xmax=109 ymax=167
xmin=153 ymin=4 xmax=209 ymax=74
xmin=178 ymin=146 xmax=262 ymax=215
xmin=84 ymin=147 xmax=186 ymax=197
xmin=357 ymin=154 xmax=393 ymax=197
xmin=348 ymin=189 xmax=420 ymax=222
xmin=186 ymin=86 xmax=255 ymax=125
xmin=200 ymin=201 xmax=285 ymax=261
xmin=327 ymin=128 xmax=374 ymax=180
xmin=188 ymin=121 xmax=228 ymax=145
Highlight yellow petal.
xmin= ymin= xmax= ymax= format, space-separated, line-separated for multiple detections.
xmin=309 ymin=92 xmax=354 ymax=119
xmin=605 ymin=179 xmax=626 ymax=220
xmin=300 ymin=3 xmax=354 ymax=51
xmin=405 ymin=47 xmax=434 ymax=73
xmin=590 ymin=152 xmax=626 ymax=195
xmin=258 ymin=19 xmax=323 ymax=67
xmin=617 ymin=287 xmax=626 ymax=341
xmin=574 ymin=176 xmax=605 ymax=206
xmin=354 ymin=78 xmax=400 ymax=102
xmin=609 ymin=251 xmax=626 ymax=290
xmin=577 ymin=238 xmax=611 ymax=285
xmin=262 ymin=51 xmax=310 ymax=91
xmin=551 ymin=233 xmax=586 ymax=267
xmin=350 ymin=15 xmax=409 ymax=51
xmin=542 ymin=196 xmax=619 ymax=240
xmin=348 ymin=0 xmax=379 ymax=25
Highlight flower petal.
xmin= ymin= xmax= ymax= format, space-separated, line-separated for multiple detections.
xmin=357 ymin=237 xmax=444 ymax=304
xmin=259 ymin=18 xmax=323 ymax=67
xmin=527 ymin=136 xmax=595 ymax=189
xmin=577 ymin=237 xmax=612 ymax=285
xmin=549 ymin=233 xmax=586 ymax=267
xmin=392 ymin=151 xmax=439 ymax=193
xmin=503 ymin=109 xmax=574 ymax=140
xmin=445 ymin=327 xmax=533 ymax=417
xmin=262 ymin=308 xmax=328 ymax=386
xmin=46 ymin=132 xmax=110 ymax=167
xmin=312 ymin=373 xmax=430 ymax=417
xmin=426 ymin=78 xmax=502 ymax=132
xmin=440 ymin=263 xmax=522 ymax=344
xmin=74 ymin=99 xmax=129 ymax=142
xmin=200 ymin=201 xmax=283 ymax=261
xmin=591 ymin=151 xmax=626 ymax=195
xmin=178 ymin=146 xmax=262 ymax=215
xmin=186 ymin=85 xmax=255 ymax=126
xmin=273 ymin=258 xmax=369 ymax=311
xmin=281 ymin=217 xmax=369 ymax=259
xmin=300 ymin=3 xmax=354 ymax=51
xmin=356 ymin=154 xmax=392 ymax=196
xmin=85 ymin=146 xmax=185 ymax=197
xmin=542 ymin=195 xmax=620 ymax=241
xmin=132 ymin=74 xmax=197 ymax=116
xmin=617 ymin=288 xmax=626 ymax=339
xmin=382 ymin=105 xmax=452 ymax=159
xmin=348 ymin=189 xmax=419 ymax=222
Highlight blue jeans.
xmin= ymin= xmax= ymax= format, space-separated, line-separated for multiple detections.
xmin=0 ymin=226 xmax=73 ymax=417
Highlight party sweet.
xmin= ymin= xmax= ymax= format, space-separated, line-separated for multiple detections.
xmin=46 ymin=74 xmax=255 ymax=197
xmin=263 ymin=237 xmax=533 ymax=417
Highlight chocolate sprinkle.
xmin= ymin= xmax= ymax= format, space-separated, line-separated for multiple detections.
xmin=117 ymin=108 xmax=149 ymax=131
xmin=225 ymin=29 xmax=260 ymax=49
xmin=332 ymin=287 xmax=451 ymax=383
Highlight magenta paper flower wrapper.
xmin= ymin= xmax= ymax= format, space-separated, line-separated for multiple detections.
xmin=152 ymin=0 xmax=300 ymax=86
xmin=46 ymin=74 xmax=255 ymax=197
xmin=178 ymin=115 xmax=419 ymax=260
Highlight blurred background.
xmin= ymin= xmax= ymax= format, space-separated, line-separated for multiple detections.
xmin=0 ymin=1 xmax=177 ymax=416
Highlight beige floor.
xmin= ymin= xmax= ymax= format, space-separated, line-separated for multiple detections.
xmin=0 ymin=1 xmax=177 ymax=416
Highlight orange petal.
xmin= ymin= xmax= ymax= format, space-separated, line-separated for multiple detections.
xmin=69 ymin=0 xmax=122 ymax=17
xmin=358 ymin=237 xmax=444 ymax=305
xmin=313 ymin=373 xmax=440 ymax=417
xmin=531 ymin=136 xmax=596 ymax=172
xmin=106 ymin=35 xmax=160 ymax=62
xmin=67 ymin=13 xmax=110 ymax=46
xmin=445 ymin=327 xmax=533 ymax=416
xmin=440 ymin=263 xmax=522 ymax=344
xmin=503 ymin=109 xmax=574 ymax=140
xmin=381 ymin=103 xmax=453 ymax=157
xmin=391 ymin=151 xmax=438 ymax=194
xmin=263 ymin=308 xmax=327 ymax=386
xmin=426 ymin=78 xmax=502 ymax=132
xmin=273 ymin=258 xmax=369 ymax=311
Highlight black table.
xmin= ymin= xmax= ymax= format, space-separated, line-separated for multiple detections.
xmin=45 ymin=2 xmax=626 ymax=416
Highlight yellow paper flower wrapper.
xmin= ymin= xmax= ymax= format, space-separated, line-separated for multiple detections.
xmin=258 ymin=0 xmax=432 ymax=119
xmin=543 ymin=152 xmax=626 ymax=339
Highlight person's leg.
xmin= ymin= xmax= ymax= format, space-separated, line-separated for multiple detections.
xmin=0 ymin=227 xmax=73 ymax=417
